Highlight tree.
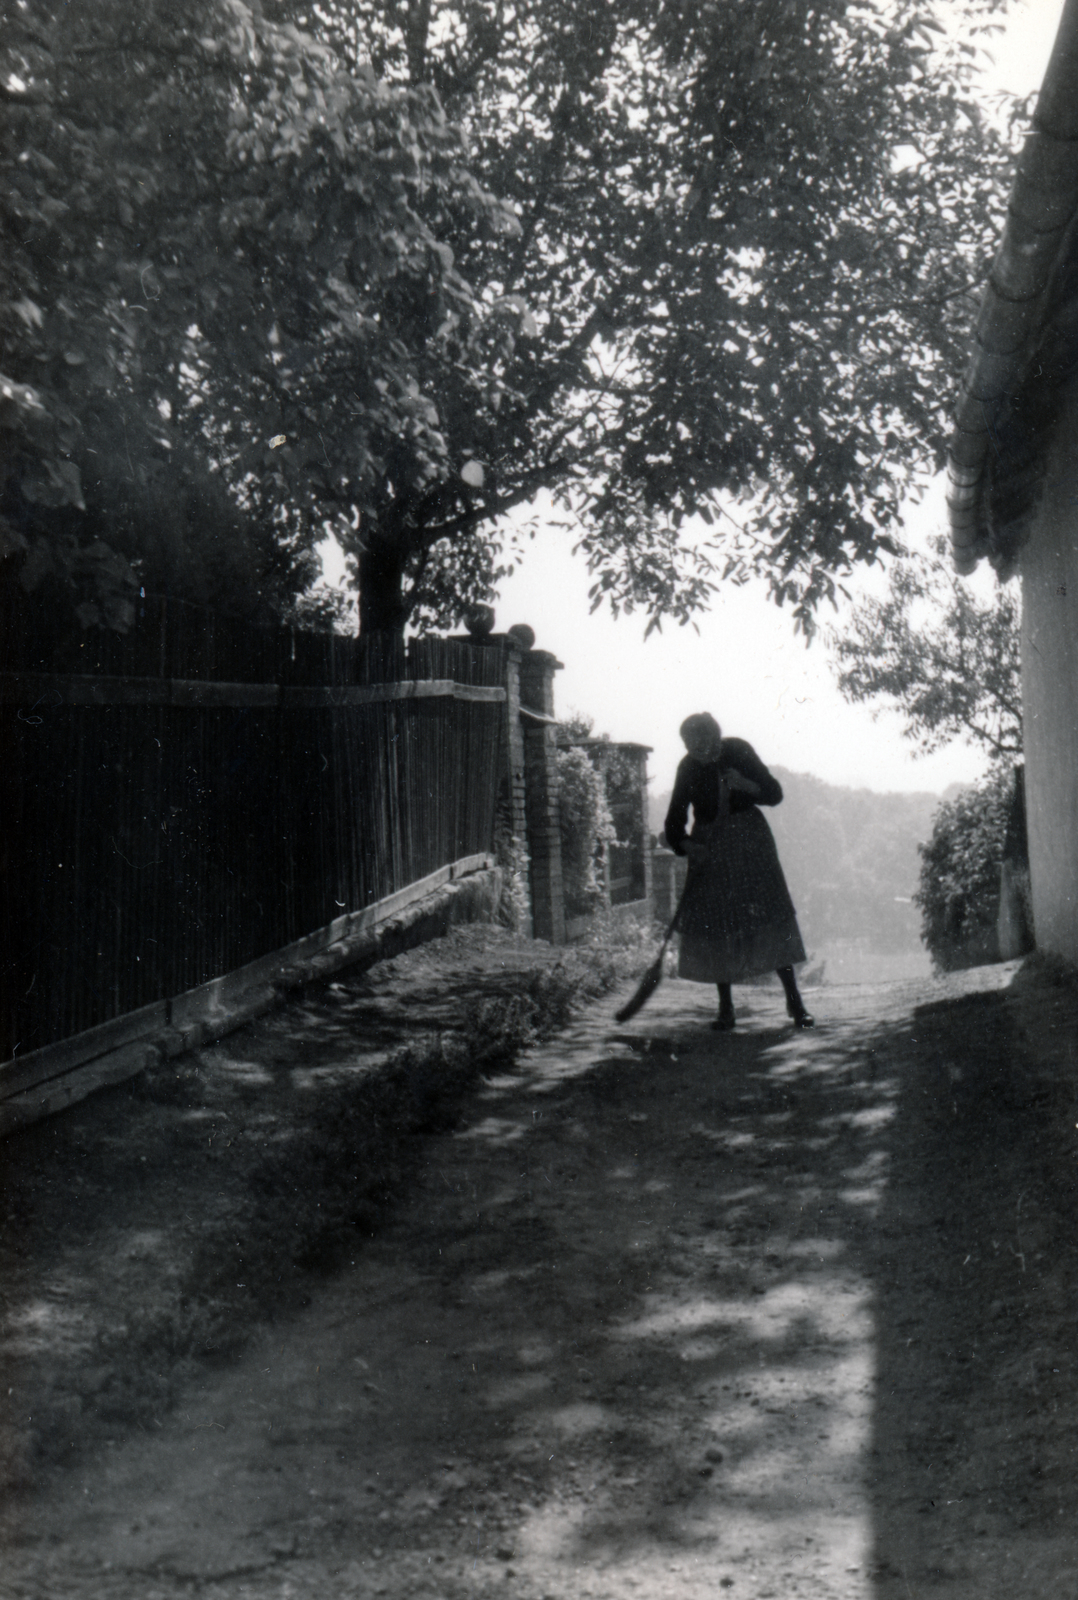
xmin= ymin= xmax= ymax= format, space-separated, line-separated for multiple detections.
xmin=829 ymin=532 xmax=1022 ymax=758
xmin=2 ymin=0 xmax=1020 ymax=639
xmin=914 ymin=765 xmax=1012 ymax=971
xmin=291 ymin=0 xmax=1016 ymax=633
xmin=1 ymin=0 xmax=510 ymax=628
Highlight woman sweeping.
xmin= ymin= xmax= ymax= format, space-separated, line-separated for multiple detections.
xmin=664 ymin=712 xmax=814 ymax=1032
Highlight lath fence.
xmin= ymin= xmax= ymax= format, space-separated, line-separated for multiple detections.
xmin=0 ymin=593 xmax=506 ymax=1058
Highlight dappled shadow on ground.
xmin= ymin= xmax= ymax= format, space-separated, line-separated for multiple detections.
xmin=341 ymin=974 xmax=1078 ymax=1598
xmin=8 ymin=967 xmax=1078 ymax=1600
xmin=1 ymin=978 xmax=901 ymax=1598
xmin=333 ymin=985 xmax=907 ymax=1596
xmin=0 ymin=927 xmax=582 ymax=1496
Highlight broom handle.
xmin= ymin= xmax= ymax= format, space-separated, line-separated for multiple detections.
xmin=659 ymin=813 xmax=715 ymax=953
xmin=657 ymin=873 xmax=690 ymax=956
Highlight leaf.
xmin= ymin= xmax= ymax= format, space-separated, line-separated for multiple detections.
xmin=460 ymin=459 xmax=485 ymax=487
xmin=0 ymin=375 xmax=46 ymax=419
xmin=22 ymin=457 xmax=86 ymax=511
xmin=101 ymin=594 xmax=135 ymax=632
xmin=0 ymin=517 xmax=29 ymax=561
xmin=18 ymin=538 xmax=54 ymax=593
xmin=12 ymin=298 xmax=44 ymax=330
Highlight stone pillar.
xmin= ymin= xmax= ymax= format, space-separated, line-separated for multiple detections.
xmin=651 ymin=848 xmax=687 ymax=929
xmin=499 ymin=645 xmax=532 ymax=937
xmin=519 ymin=648 xmax=566 ymax=944
xmin=453 ymin=627 xmax=532 ymax=936
xmin=627 ymin=744 xmax=653 ymax=910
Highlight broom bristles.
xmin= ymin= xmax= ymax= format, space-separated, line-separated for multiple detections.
xmin=615 ymin=880 xmax=686 ymax=1024
xmin=614 ymin=956 xmax=664 ymax=1023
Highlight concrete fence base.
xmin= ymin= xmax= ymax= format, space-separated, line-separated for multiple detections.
xmin=0 ymin=860 xmax=502 ymax=1138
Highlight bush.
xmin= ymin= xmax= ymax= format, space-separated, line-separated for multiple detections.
xmin=496 ymin=830 xmax=532 ymax=934
xmin=556 ymin=744 xmax=615 ymax=917
xmin=915 ymin=767 xmax=1013 ymax=972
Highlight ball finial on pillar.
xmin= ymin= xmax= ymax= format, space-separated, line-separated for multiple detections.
xmin=464 ymin=604 xmax=496 ymax=638
xmin=507 ymin=623 xmax=536 ymax=652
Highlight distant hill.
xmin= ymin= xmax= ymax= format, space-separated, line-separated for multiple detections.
xmin=649 ymin=768 xmax=944 ymax=961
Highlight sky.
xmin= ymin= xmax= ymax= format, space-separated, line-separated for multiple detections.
xmin=326 ymin=0 xmax=1067 ymax=800
xmin=492 ymin=483 xmax=983 ymax=800
xmin=983 ymin=0 xmax=1068 ymax=97
xmin=489 ymin=0 xmax=1067 ymax=799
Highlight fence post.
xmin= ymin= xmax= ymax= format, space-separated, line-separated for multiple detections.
xmin=519 ymin=648 xmax=566 ymax=945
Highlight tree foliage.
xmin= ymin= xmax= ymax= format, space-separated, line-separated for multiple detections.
xmin=307 ymin=0 xmax=1016 ymax=632
xmin=1 ymin=0 xmax=510 ymax=627
xmin=829 ymin=533 xmax=1022 ymax=758
xmin=914 ymin=764 xmax=1012 ymax=972
xmin=2 ymin=0 xmax=1020 ymax=635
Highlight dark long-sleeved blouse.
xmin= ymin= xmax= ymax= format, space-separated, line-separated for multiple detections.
xmin=663 ymin=738 xmax=783 ymax=856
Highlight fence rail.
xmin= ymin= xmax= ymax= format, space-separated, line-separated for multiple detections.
xmin=1 ymin=597 xmax=508 ymax=1059
xmin=0 ymin=672 xmax=506 ymax=709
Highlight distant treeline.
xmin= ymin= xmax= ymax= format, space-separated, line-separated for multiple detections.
xmin=650 ymin=769 xmax=951 ymax=956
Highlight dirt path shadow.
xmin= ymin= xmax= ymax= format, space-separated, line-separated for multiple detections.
xmin=4 ymin=964 xmax=1078 ymax=1600
xmin=869 ymin=984 xmax=1078 ymax=1596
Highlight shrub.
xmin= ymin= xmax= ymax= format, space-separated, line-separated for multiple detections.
xmin=915 ymin=767 xmax=1013 ymax=972
xmin=556 ymin=744 xmax=615 ymax=917
xmin=496 ymin=831 xmax=532 ymax=934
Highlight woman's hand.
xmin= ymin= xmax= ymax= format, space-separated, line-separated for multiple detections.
xmin=725 ymin=768 xmax=760 ymax=797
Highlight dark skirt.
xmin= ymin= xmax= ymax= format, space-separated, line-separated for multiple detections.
xmin=678 ymin=809 xmax=806 ymax=984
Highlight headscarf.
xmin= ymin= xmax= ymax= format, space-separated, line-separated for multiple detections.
xmin=679 ymin=712 xmax=722 ymax=746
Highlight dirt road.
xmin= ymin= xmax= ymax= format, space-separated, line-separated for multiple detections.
xmin=4 ymin=953 xmax=1078 ymax=1599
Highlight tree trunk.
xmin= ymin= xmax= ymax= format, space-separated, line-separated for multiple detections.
xmin=358 ymin=540 xmax=410 ymax=636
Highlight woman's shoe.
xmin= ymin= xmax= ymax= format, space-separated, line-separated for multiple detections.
xmin=711 ymin=1009 xmax=736 ymax=1031
xmin=789 ymin=1009 xmax=815 ymax=1030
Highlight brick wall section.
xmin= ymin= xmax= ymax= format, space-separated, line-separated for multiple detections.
xmin=519 ymin=650 xmax=566 ymax=945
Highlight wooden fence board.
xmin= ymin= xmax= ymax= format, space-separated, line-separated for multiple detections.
xmin=1 ymin=625 xmax=507 ymax=1058
xmin=0 ymin=854 xmax=495 ymax=1106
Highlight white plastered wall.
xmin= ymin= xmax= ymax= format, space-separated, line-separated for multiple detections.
xmin=1019 ymin=379 xmax=1078 ymax=966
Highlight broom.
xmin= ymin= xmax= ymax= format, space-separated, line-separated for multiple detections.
xmin=615 ymin=881 xmax=689 ymax=1023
